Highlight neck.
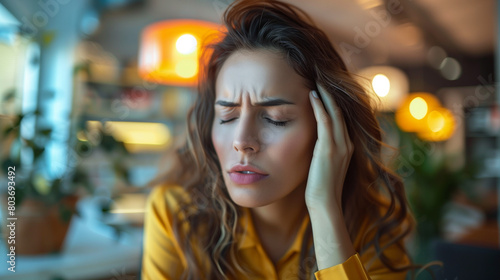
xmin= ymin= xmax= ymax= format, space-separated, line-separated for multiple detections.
xmin=250 ymin=182 xmax=308 ymax=241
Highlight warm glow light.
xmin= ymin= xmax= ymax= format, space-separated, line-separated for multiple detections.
xmin=372 ymin=74 xmax=390 ymax=97
xmin=409 ymin=97 xmax=428 ymax=120
xmin=85 ymin=121 xmax=172 ymax=152
xmin=395 ymin=92 xmax=441 ymax=133
xmin=138 ymin=20 xmax=223 ymax=86
xmin=395 ymin=93 xmax=454 ymax=141
xmin=418 ymin=107 xmax=455 ymax=141
xmin=106 ymin=121 xmax=170 ymax=145
xmin=427 ymin=110 xmax=445 ymax=132
xmin=176 ymin=34 xmax=197 ymax=55
xmin=175 ymin=59 xmax=198 ymax=78
xmin=357 ymin=66 xmax=409 ymax=111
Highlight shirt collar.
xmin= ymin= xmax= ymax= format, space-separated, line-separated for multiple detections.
xmin=237 ymin=206 xmax=311 ymax=253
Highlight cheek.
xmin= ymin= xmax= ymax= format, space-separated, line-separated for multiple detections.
xmin=269 ymin=125 xmax=316 ymax=172
xmin=211 ymin=123 xmax=228 ymax=160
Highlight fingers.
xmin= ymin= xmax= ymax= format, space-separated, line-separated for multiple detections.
xmin=311 ymin=83 xmax=353 ymax=154
xmin=316 ymin=84 xmax=350 ymax=148
xmin=309 ymin=90 xmax=333 ymax=148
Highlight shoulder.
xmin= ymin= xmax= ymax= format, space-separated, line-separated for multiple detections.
xmin=145 ymin=184 xmax=193 ymax=230
xmin=142 ymin=184 xmax=193 ymax=275
xmin=147 ymin=184 xmax=191 ymax=209
xmin=143 ymin=184 xmax=210 ymax=272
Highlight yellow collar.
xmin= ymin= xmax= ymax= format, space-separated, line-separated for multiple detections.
xmin=237 ymin=206 xmax=311 ymax=254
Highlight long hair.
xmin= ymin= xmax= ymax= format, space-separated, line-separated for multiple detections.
xmin=152 ymin=0 xmax=416 ymax=279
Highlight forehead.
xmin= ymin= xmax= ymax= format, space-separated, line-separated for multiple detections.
xmin=215 ymin=49 xmax=309 ymax=101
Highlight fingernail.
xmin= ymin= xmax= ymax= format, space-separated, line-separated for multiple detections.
xmin=311 ymin=90 xmax=318 ymax=98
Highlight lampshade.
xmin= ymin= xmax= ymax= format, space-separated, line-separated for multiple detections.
xmin=357 ymin=66 xmax=409 ymax=111
xmin=138 ymin=19 xmax=222 ymax=87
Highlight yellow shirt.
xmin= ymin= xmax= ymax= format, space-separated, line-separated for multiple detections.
xmin=142 ymin=185 xmax=410 ymax=279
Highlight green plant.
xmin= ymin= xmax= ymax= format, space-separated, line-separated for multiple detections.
xmin=1 ymin=104 xmax=131 ymax=222
xmin=1 ymin=110 xmax=91 ymax=219
xmin=394 ymin=127 xmax=478 ymax=263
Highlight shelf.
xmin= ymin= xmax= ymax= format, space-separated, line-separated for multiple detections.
xmin=463 ymin=104 xmax=499 ymax=192
xmin=80 ymin=115 xmax=177 ymax=125
xmin=82 ymin=78 xmax=167 ymax=89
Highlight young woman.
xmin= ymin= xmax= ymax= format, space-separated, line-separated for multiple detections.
xmin=142 ymin=0 xmax=415 ymax=279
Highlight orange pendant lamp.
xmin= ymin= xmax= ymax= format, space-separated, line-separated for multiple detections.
xmin=138 ymin=19 xmax=223 ymax=87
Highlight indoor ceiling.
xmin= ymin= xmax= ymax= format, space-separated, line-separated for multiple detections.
xmin=90 ymin=0 xmax=495 ymax=68
xmin=0 ymin=0 xmax=496 ymax=69
xmin=285 ymin=0 xmax=495 ymax=66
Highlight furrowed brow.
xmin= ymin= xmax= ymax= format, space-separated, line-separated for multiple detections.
xmin=215 ymin=98 xmax=295 ymax=107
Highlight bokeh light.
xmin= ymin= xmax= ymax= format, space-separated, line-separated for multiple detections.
xmin=175 ymin=34 xmax=197 ymax=55
xmin=395 ymin=92 xmax=441 ymax=132
xmin=357 ymin=66 xmax=409 ymax=111
xmin=138 ymin=19 xmax=222 ymax=86
xmin=175 ymin=59 xmax=197 ymax=78
xmin=409 ymin=97 xmax=428 ymax=120
xmin=418 ymin=107 xmax=456 ymax=141
xmin=427 ymin=46 xmax=447 ymax=69
xmin=440 ymin=57 xmax=462 ymax=80
xmin=372 ymin=74 xmax=390 ymax=97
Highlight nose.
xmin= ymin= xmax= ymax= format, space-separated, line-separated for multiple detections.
xmin=233 ymin=115 xmax=260 ymax=154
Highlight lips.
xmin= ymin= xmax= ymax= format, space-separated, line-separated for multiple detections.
xmin=228 ymin=164 xmax=269 ymax=185
xmin=228 ymin=164 xmax=268 ymax=175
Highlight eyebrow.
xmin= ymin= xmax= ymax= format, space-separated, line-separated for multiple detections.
xmin=215 ymin=98 xmax=295 ymax=107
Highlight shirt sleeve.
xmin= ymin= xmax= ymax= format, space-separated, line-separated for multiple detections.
xmin=314 ymin=253 xmax=370 ymax=280
xmin=141 ymin=185 xmax=186 ymax=280
xmin=313 ymin=241 xmax=410 ymax=280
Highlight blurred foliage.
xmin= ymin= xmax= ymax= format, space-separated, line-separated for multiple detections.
xmin=1 ymin=93 xmax=130 ymax=222
xmin=393 ymin=126 xmax=479 ymax=265
xmin=1 ymin=111 xmax=73 ymax=206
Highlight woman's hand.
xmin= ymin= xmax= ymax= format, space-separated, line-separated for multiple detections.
xmin=305 ymin=82 xmax=357 ymax=270
xmin=305 ymin=82 xmax=354 ymax=213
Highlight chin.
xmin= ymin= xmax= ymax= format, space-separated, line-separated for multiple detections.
xmin=226 ymin=185 xmax=278 ymax=208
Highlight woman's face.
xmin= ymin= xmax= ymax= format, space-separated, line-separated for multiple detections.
xmin=211 ymin=49 xmax=317 ymax=208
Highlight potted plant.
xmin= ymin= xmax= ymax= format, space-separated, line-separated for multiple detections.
xmin=1 ymin=89 xmax=131 ymax=255
xmin=0 ymin=105 xmax=93 ymax=255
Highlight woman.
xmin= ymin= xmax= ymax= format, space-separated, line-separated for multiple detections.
xmin=142 ymin=0 xmax=415 ymax=279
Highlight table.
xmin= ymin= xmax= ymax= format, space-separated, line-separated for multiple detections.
xmin=0 ymin=199 xmax=143 ymax=280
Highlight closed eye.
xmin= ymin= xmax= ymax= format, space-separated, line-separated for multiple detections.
xmin=219 ymin=118 xmax=237 ymax=125
xmin=265 ymin=118 xmax=288 ymax=127
xmin=219 ymin=118 xmax=289 ymax=127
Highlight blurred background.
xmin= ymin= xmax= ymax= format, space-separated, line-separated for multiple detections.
xmin=0 ymin=0 xmax=498 ymax=279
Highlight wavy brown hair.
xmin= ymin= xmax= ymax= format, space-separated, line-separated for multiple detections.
xmin=151 ymin=0 xmax=417 ymax=279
